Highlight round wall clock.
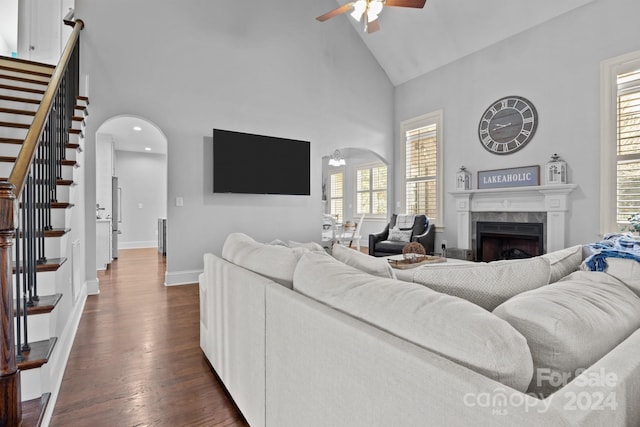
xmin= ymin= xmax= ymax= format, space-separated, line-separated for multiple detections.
xmin=478 ymin=96 xmax=538 ymax=155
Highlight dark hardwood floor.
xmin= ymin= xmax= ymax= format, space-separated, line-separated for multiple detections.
xmin=50 ymin=248 xmax=248 ymax=427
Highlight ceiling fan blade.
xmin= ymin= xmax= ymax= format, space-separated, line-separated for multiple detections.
xmin=384 ymin=0 xmax=426 ymax=8
xmin=367 ymin=19 xmax=380 ymax=33
xmin=316 ymin=3 xmax=354 ymax=22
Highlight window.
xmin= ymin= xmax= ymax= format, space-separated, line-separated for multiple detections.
xmin=601 ymin=50 xmax=640 ymax=233
xmin=400 ymin=111 xmax=443 ymax=226
xmin=355 ymin=164 xmax=387 ymax=217
xmin=616 ymin=69 xmax=640 ymax=227
xmin=329 ymin=169 xmax=344 ymax=223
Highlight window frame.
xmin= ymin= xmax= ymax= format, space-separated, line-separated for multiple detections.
xmin=600 ymin=50 xmax=640 ymax=234
xmin=354 ymin=162 xmax=388 ymax=219
xmin=328 ymin=167 xmax=345 ymax=223
xmin=399 ymin=110 xmax=444 ymax=228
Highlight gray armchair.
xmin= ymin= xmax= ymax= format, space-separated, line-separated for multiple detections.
xmin=368 ymin=214 xmax=435 ymax=257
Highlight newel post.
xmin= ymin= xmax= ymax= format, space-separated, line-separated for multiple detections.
xmin=0 ymin=181 xmax=20 ymax=427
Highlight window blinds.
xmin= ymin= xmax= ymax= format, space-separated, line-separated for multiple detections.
xmin=330 ymin=171 xmax=344 ymax=223
xmin=617 ymin=69 xmax=640 ymax=224
xmin=405 ymin=124 xmax=438 ymax=220
xmin=356 ymin=165 xmax=387 ymax=216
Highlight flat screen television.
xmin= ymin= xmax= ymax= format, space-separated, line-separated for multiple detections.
xmin=213 ymin=129 xmax=310 ymax=195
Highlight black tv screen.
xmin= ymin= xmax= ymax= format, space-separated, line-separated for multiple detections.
xmin=213 ymin=129 xmax=310 ymax=195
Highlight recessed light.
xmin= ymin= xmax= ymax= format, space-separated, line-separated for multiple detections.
xmin=144 ymin=147 xmax=151 ymax=151
xmin=133 ymin=126 xmax=142 ymax=131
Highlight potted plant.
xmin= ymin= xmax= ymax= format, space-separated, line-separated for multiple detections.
xmin=627 ymin=213 xmax=640 ymax=235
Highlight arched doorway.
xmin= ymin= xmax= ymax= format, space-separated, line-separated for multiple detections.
xmin=94 ymin=115 xmax=168 ymax=271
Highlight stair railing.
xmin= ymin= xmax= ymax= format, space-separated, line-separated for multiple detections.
xmin=0 ymin=12 xmax=84 ymax=426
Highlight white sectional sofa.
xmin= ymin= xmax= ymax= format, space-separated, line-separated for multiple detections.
xmin=199 ymin=233 xmax=640 ymax=427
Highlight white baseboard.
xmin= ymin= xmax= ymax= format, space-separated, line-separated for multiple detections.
xmin=87 ymin=278 xmax=100 ymax=295
xmin=119 ymin=240 xmax=157 ymax=249
xmin=40 ymin=281 xmax=88 ymax=427
xmin=165 ymin=269 xmax=201 ymax=286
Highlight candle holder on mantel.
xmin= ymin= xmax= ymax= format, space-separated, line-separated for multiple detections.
xmin=456 ymin=166 xmax=472 ymax=190
xmin=545 ymin=153 xmax=568 ymax=185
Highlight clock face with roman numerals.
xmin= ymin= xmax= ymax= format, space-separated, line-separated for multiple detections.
xmin=478 ymin=96 xmax=538 ymax=155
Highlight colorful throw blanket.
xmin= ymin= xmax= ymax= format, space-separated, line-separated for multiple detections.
xmin=583 ymin=233 xmax=640 ymax=272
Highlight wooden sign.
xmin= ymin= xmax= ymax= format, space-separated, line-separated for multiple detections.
xmin=477 ymin=165 xmax=540 ymax=189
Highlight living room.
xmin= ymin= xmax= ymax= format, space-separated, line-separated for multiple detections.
xmin=1 ymin=0 xmax=640 ymax=425
xmin=65 ymin=0 xmax=638 ymax=290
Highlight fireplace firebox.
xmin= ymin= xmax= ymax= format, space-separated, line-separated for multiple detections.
xmin=476 ymin=221 xmax=544 ymax=262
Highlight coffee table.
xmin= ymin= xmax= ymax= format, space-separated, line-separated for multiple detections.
xmin=385 ymin=254 xmax=474 ymax=281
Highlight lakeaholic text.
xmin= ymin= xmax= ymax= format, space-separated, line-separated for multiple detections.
xmin=482 ymin=173 xmax=533 ymax=185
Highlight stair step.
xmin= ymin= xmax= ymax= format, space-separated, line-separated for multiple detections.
xmin=77 ymin=95 xmax=89 ymax=104
xmin=17 ymin=228 xmax=70 ymax=238
xmin=19 ymin=202 xmax=74 ymax=209
xmin=0 ymin=83 xmax=45 ymax=96
xmin=13 ymin=257 xmax=68 ymax=274
xmin=0 ymin=156 xmax=78 ymax=166
xmin=51 ymin=202 xmax=74 ymax=209
xmin=0 ymin=137 xmax=24 ymax=145
xmin=69 ymin=128 xmax=83 ymax=138
xmin=1 ymin=177 xmax=75 ymax=186
xmin=0 ymin=107 xmax=36 ymax=117
xmin=0 ymin=121 xmax=30 ymax=129
xmin=14 ymin=294 xmax=62 ymax=316
xmin=67 ymin=142 xmax=82 ymax=153
xmin=0 ymin=72 xmax=50 ymax=88
xmin=21 ymin=393 xmax=50 ymax=427
xmin=0 ymin=94 xmax=40 ymax=105
xmin=74 ymin=105 xmax=87 ymax=115
xmin=16 ymin=337 xmax=57 ymax=370
xmin=34 ymin=178 xmax=75 ymax=186
xmin=0 ymin=57 xmax=55 ymax=77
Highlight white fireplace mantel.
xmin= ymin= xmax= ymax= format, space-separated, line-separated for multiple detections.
xmin=450 ymin=184 xmax=577 ymax=253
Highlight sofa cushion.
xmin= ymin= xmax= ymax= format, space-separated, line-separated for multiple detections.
xmin=222 ymin=233 xmax=308 ymax=288
xmin=604 ymin=258 xmax=640 ymax=296
xmin=542 ymin=245 xmax=583 ymax=283
xmin=293 ymin=251 xmax=534 ymax=393
xmin=331 ymin=243 xmax=396 ymax=280
xmin=581 ymin=257 xmax=640 ymax=297
xmin=388 ymin=228 xmax=412 ymax=242
xmin=409 ymin=257 xmax=551 ymax=311
xmin=493 ymin=271 xmax=640 ymax=397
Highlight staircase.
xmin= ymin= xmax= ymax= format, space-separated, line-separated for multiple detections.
xmin=0 ymin=15 xmax=87 ymax=427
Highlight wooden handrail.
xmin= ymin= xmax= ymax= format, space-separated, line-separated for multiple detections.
xmin=8 ymin=18 xmax=85 ymax=198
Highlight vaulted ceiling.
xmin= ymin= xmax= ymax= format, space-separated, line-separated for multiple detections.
xmin=328 ymin=0 xmax=594 ymax=85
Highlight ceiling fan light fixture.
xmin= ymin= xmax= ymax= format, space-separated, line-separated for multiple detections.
xmin=350 ymin=0 xmax=367 ymax=21
xmin=368 ymin=1 xmax=383 ymax=21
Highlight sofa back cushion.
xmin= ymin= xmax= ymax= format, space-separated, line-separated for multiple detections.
xmin=493 ymin=271 xmax=640 ymax=397
xmin=222 ymin=233 xmax=308 ymax=288
xmin=581 ymin=257 xmax=640 ymax=297
xmin=331 ymin=243 xmax=396 ymax=279
xmin=293 ymin=251 xmax=534 ymax=393
xmin=409 ymin=257 xmax=551 ymax=311
xmin=542 ymin=245 xmax=583 ymax=283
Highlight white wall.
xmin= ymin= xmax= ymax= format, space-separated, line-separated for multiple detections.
xmin=75 ymin=0 xmax=394 ymax=285
xmin=114 ymin=150 xmax=167 ymax=248
xmin=0 ymin=0 xmax=18 ymax=56
xmin=394 ymin=0 xmax=640 ymax=249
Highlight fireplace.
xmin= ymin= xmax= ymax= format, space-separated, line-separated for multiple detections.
xmin=451 ymin=184 xmax=576 ymax=253
xmin=476 ymin=221 xmax=544 ymax=262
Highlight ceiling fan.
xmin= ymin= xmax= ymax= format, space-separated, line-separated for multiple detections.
xmin=316 ymin=0 xmax=427 ymax=34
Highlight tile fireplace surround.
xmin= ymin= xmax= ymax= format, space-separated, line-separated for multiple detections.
xmin=450 ymin=184 xmax=577 ymax=254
